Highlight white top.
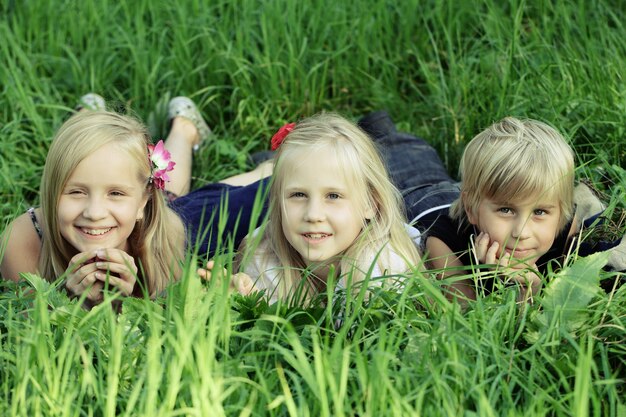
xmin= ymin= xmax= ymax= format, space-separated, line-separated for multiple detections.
xmin=240 ymin=224 xmax=421 ymax=303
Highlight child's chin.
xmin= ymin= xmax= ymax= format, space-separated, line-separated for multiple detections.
xmin=507 ymin=257 xmax=538 ymax=269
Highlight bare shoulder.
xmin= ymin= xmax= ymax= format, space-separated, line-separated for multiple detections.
xmin=425 ymin=235 xmax=475 ymax=301
xmin=1 ymin=210 xmax=42 ymax=282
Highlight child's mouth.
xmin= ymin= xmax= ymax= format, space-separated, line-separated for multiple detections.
xmin=80 ymin=227 xmax=113 ymax=236
xmin=302 ymin=233 xmax=330 ymax=241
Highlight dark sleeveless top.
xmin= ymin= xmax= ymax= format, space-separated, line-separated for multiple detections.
xmin=28 ymin=207 xmax=43 ymax=239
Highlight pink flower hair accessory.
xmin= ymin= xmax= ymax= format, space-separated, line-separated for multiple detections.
xmin=147 ymin=140 xmax=176 ymax=190
xmin=270 ymin=122 xmax=296 ymax=150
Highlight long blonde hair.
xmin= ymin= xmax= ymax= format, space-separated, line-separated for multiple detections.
xmin=255 ymin=113 xmax=421 ymax=301
xmin=450 ymin=117 xmax=575 ymax=231
xmin=39 ymin=110 xmax=184 ymax=296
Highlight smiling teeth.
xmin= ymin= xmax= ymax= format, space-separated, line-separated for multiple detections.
xmin=82 ymin=228 xmax=111 ymax=235
xmin=305 ymin=233 xmax=328 ymax=239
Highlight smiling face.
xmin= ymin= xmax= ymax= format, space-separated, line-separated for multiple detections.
xmin=57 ymin=142 xmax=148 ymax=254
xmin=467 ymin=194 xmax=562 ymax=266
xmin=280 ymin=147 xmax=372 ymax=270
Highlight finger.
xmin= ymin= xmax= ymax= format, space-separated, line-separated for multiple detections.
xmin=499 ymin=251 xmax=510 ymax=269
xmin=474 ymin=232 xmax=490 ymax=262
xmin=65 ymin=264 xmax=100 ymax=295
xmin=197 ymin=268 xmax=209 ymax=280
xmin=484 ymin=240 xmax=499 ymax=265
xmin=68 ymin=250 xmax=100 ymax=273
xmin=94 ymin=249 xmax=138 ymax=273
xmin=67 ymin=271 xmax=100 ymax=299
xmin=95 ymin=260 xmax=138 ymax=280
xmin=85 ymin=280 xmax=104 ymax=303
xmin=200 ymin=260 xmax=228 ymax=281
xmin=197 ymin=268 xmax=221 ymax=283
xmin=511 ymin=271 xmax=541 ymax=287
xmin=476 ymin=232 xmax=492 ymax=263
xmin=94 ymin=272 xmax=135 ymax=296
xmin=233 ymin=274 xmax=254 ymax=295
xmin=66 ymin=263 xmax=99 ymax=288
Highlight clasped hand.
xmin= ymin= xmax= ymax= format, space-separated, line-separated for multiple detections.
xmin=65 ymin=249 xmax=138 ymax=304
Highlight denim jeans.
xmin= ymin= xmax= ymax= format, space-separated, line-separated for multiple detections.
xmin=359 ymin=111 xmax=460 ymax=224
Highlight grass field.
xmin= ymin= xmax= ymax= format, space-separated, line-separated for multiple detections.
xmin=1 ymin=0 xmax=625 ymax=415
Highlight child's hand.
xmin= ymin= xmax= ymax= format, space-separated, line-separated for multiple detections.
xmin=196 ymin=260 xmax=226 ymax=281
xmin=197 ymin=260 xmax=255 ymax=295
xmin=473 ymin=232 xmax=534 ymax=268
xmin=473 ymin=231 xmax=496 ymax=265
xmin=65 ymin=249 xmax=138 ymax=303
xmin=472 ymin=232 xmax=541 ymax=301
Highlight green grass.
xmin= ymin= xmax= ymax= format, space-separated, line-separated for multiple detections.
xmin=1 ymin=0 xmax=625 ymax=415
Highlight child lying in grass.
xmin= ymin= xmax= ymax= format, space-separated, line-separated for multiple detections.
xmin=0 ymin=95 xmax=270 ymax=308
xmin=399 ymin=116 xmax=625 ymax=302
xmin=198 ymin=113 xmax=423 ymax=304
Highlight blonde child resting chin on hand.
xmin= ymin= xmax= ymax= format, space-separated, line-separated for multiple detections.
xmin=404 ymin=117 xmax=624 ymax=303
xmin=198 ymin=113 xmax=423 ymax=304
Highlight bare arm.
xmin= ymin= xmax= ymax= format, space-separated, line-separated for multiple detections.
xmin=425 ymin=236 xmax=476 ymax=301
xmin=1 ymin=211 xmax=42 ymax=282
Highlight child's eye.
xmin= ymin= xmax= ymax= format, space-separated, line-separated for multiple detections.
xmin=66 ymin=189 xmax=85 ymax=196
xmin=289 ymin=192 xmax=306 ymax=198
xmin=497 ymin=207 xmax=513 ymax=214
xmin=534 ymin=208 xmax=548 ymax=216
xmin=110 ymin=191 xmax=126 ymax=197
xmin=327 ymin=193 xmax=341 ymax=200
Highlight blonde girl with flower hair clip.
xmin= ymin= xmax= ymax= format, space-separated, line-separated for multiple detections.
xmin=1 ymin=110 xmax=186 ymax=306
xmin=1 ymin=93 xmax=279 ymax=307
xmin=199 ymin=113 xmax=423 ymax=304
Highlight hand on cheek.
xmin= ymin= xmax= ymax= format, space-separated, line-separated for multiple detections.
xmin=472 ymin=232 xmax=541 ymax=301
xmin=473 ymin=232 xmax=500 ymax=265
xmin=474 ymin=232 xmax=529 ymax=268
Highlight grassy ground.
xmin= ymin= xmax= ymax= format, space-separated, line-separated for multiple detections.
xmin=1 ymin=0 xmax=625 ymax=415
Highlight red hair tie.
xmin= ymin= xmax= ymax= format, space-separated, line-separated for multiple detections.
xmin=270 ymin=122 xmax=296 ymax=150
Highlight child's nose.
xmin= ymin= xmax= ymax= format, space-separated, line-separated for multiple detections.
xmin=304 ymin=199 xmax=325 ymax=222
xmin=82 ymin=197 xmax=107 ymax=220
xmin=511 ymin=218 xmax=530 ymax=239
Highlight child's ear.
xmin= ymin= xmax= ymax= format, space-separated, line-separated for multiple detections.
xmin=136 ymin=194 xmax=150 ymax=221
xmin=363 ymin=198 xmax=377 ymax=220
xmin=462 ymin=192 xmax=478 ymax=224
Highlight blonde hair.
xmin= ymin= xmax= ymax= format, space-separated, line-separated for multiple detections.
xmin=39 ymin=110 xmax=184 ymax=296
xmin=450 ymin=117 xmax=575 ymax=231
xmin=257 ymin=113 xmax=421 ymax=301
